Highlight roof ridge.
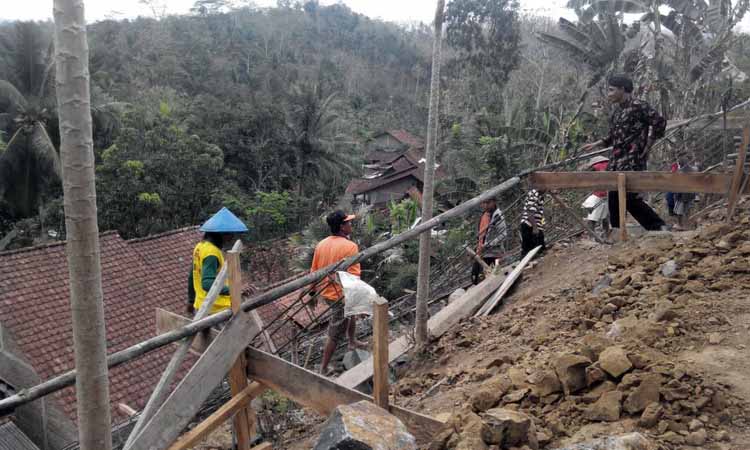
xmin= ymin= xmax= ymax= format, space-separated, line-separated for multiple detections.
xmin=0 ymin=230 xmax=121 ymax=257
xmin=126 ymin=226 xmax=200 ymax=244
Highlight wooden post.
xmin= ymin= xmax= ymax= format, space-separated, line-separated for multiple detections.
xmin=727 ymin=124 xmax=749 ymax=221
xmin=372 ymin=298 xmax=390 ymax=409
xmin=227 ymin=250 xmax=255 ymax=449
xmin=167 ymin=383 xmax=266 ymax=450
xmin=617 ymin=173 xmax=627 ymax=241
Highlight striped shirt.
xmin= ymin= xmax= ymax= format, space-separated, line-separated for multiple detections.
xmin=521 ymin=190 xmax=544 ymax=231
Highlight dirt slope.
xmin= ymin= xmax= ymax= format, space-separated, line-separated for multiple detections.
xmin=393 ymin=209 xmax=750 ymax=449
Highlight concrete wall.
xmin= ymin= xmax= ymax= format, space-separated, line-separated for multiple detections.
xmin=0 ymin=324 xmax=77 ymax=450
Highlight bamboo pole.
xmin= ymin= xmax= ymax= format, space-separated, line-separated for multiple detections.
xmin=372 ymin=299 xmax=390 ymax=409
xmin=0 ymin=176 xmax=522 ymax=414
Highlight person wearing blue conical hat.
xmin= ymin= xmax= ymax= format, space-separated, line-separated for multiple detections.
xmin=187 ymin=207 xmax=249 ymax=315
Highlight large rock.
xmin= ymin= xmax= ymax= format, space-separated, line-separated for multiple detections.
xmin=623 ymin=374 xmax=662 ymax=414
xmin=314 ymin=400 xmax=417 ymax=450
xmin=686 ymin=429 xmax=707 ymax=446
xmin=598 ymin=347 xmax=633 ymax=378
xmin=579 ymin=335 xmax=613 ymax=362
xmin=551 ymin=432 xmax=655 ymax=449
xmin=584 ymin=391 xmax=623 ymax=422
xmin=638 ymin=403 xmax=663 ymax=428
xmin=529 ymin=370 xmax=562 ymax=397
xmin=470 ymin=374 xmax=512 ymax=412
xmin=554 ymin=354 xmax=591 ymax=395
xmin=481 ymin=408 xmax=539 ymax=449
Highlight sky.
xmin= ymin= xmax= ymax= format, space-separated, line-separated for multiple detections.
xmin=3 ymin=0 xmax=749 ymax=32
xmin=1 ymin=0 xmax=576 ymax=24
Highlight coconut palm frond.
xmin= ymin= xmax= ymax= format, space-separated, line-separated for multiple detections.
xmin=580 ymin=0 xmax=650 ymax=22
xmin=557 ymin=18 xmax=591 ymax=47
xmin=30 ymin=122 xmax=61 ymax=178
xmin=665 ymin=0 xmax=707 ymax=21
xmin=537 ymin=33 xmax=590 ymax=63
xmin=0 ymin=80 xmax=28 ymax=111
xmin=690 ymin=42 xmax=727 ymax=82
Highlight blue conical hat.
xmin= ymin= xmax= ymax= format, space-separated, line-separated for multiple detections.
xmin=200 ymin=207 xmax=249 ymax=233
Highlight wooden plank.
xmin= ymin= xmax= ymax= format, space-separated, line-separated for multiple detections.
xmin=618 ymin=173 xmax=627 ymax=242
xmin=129 ymin=306 xmax=261 ymax=450
xmin=245 ymin=346 xmax=446 ymax=443
xmin=727 ymin=124 xmax=749 ymax=221
xmin=550 ymin=193 xmax=608 ymax=244
xmin=167 ymin=383 xmax=266 ymax=450
xmin=528 ymin=171 xmax=736 ymax=194
xmin=337 ymin=266 xmax=513 ymax=389
xmin=250 ymin=444 xmax=273 ymax=450
xmin=152 ymin=310 xmax=446 ymax=443
xmin=155 ymin=309 xmax=212 ymax=353
xmin=372 ymin=299 xmax=389 ymax=409
xmin=227 ymin=250 xmax=255 ymax=449
xmin=476 ymin=246 xmax=541 ymax=317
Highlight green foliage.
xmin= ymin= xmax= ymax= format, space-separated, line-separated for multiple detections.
xmin=245 ymin=191 xmax=294 ymax=240
xmin=445 ymin=0 xmax=523 ymax=88
xmin=96 ymin=101 xmax=228 ymax=237
xmin=388 ymin=198 xmax=419 ymax=235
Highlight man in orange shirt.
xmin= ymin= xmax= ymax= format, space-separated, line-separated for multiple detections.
xmin=472 ymin=197 xmax=507 ymax=284
xmin=309 ymin=210 xmax=366 ymax=375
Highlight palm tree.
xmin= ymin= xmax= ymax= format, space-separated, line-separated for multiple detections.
xmin=0 ymin=22 xmax=128 ymax=221
xmin=538 ymin=17 xmax=632 ymax=88
xmin=0 ymin=22 xmax=61 ymax=219
xmin=285 ymin=82 xmax=356 ymax=225
xmin=561 ymin=0 xmax=750 ymax=116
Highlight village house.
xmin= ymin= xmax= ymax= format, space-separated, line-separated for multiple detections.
xmin=346 ymin=130 xmax=444 ymax=206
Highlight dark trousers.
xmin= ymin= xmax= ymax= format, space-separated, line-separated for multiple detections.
xmin=520 ymin=222 xmax=545 ymax=257
xmin=471 ymin=257 xmax=497 ymax=284
xmin=608 ymin=191 xmax=665 ymax=231
xmin=666 ymin=192 xmax=675 ymax=214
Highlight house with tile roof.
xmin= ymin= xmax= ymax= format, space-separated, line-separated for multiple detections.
xmin=0 ymin=227 xmax=302 ymax=449
xmin=347 ymin=141 xmax=445 ymax=206
xmin=364 ymin=129 xmax=425 ymax=165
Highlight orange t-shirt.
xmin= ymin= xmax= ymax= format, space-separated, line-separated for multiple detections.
xmin=310 ymin=236 xmax=361 ymax=301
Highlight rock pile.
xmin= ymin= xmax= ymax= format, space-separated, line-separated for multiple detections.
xmin=411 ymin=219 xmax=750 ymax=449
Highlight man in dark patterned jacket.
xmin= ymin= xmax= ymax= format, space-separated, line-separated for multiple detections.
xmin=582 ymin=75 xmax=667 ymax=232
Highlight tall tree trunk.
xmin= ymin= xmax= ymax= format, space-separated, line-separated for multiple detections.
xmin=415 ymin=0 xmax=445 ymax=348
xmin=53 ymin=1 xmax=113 ymax=449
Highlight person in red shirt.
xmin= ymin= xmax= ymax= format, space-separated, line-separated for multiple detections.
xmin=308 ymin=210 xmax=366 ymax=375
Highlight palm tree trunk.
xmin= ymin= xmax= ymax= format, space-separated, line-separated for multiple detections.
xmin=415 ymin=0 xmax=445 ymax=348
xmin=53 ymin=1 xmax=113 ymax=449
